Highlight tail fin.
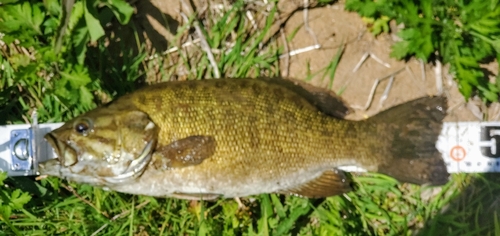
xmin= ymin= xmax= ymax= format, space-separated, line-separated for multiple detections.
xmin=372 ymin=96 xmax=449 ymax=185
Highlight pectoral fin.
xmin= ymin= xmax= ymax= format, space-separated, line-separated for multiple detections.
xmin=280 ymin=169 xmax=351 ymax=198
xmin=152 ymin=136 xmax=216 ymax=169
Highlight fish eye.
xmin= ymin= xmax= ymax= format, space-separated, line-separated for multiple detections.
xmin=74 ymin=118 xmax=93 ymax=136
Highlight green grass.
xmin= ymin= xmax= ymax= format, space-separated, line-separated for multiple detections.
xmin=305 ymin=42 xmax=345 ymax=92
xmin=1 ymin=173 xmax=480 ymax=235
xmin=1 ymin=0 xmax=500 ymax=235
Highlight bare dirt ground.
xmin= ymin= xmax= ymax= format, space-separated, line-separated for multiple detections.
xmin=128 ymin=0 xmax=500 ymax=122
xmin=277 ymin=3 xmax=500 ymax=122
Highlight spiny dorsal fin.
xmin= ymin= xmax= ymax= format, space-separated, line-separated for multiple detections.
xmin=152 ymin=136 xmax=216 ymax=169
xmin=262 ymin=77 xmax=352 ymax=119
xmin=280 ymin=169 xmax=351 ymax=198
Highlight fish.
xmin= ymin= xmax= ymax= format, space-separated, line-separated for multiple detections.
xmin=40 ymin=78 xmax=449 ymax=200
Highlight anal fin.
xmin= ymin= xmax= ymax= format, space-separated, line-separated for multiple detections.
xmin=280 ymin=169 xmax=351 ymax=198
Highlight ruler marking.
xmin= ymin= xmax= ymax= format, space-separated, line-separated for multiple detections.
xmin=450 ymin=145 xmax=466 ymax=162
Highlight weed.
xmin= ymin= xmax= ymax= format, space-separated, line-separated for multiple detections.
xmin=346 ymin=0 xmax=500 ymax=102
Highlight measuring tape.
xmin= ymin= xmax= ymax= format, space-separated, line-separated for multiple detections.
xmin=438 ymin=122 xmax=500 ymax=173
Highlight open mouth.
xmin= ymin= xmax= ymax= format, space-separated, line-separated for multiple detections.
xmin=44 ymin=133 xmax=78 ymax=167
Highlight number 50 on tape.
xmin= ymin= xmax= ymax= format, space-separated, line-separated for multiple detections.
xmin=437 ymin=122 xmax=500 ymax=173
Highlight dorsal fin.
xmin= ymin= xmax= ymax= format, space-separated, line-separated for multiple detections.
xmin=260 ymin=77 xmax=352 ymax=119
xmin=280 ymin=169 xmax=351 ymax=198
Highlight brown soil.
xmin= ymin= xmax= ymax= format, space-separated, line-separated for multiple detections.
xmin=128 ymin=0 xmax=499 ymax=122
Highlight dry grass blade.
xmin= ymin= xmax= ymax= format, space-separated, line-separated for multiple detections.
xmin=303 ymin=0 xmax=320 ymax=47
xmin=435 ymin=57 xmax=443 ymax=95
xmin=180 ymin=0 xmax=220 ymax=78
xmin=61 ymin=183 xmax=109 ymax=217
xmin=351 ymin=68 xmax=405 ymax=110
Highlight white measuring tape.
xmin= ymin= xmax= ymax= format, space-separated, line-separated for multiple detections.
xmin=438 ymin=122 xmax=500 ymax=173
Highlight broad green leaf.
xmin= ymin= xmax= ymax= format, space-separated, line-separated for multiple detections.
xmin=72 ymin=25 xmax=90 ymax=64
xmin=0 ymin=0 xmax=19 ymax=4
xmin=0 ymin=172 xmax=7 ymax=185
xmin=275 ymin=203 xmax=311 ymax=235
xmin=489 ymin=38 xmax=500 ymax=53
xmin=397 ymin=28 xmax=417 ymax=40
xmin=471 ymin=23 xmax=500 ymax=35
xmin=346 ymin=0 xmax=378 ymax=17
xmin=371 ymin=16 xmax=390 ymax=35
xmin=79 ymin=86 xmax=95 ymax=110
xmin=270 ymin=194 xmax=286 ymax=218
xmin=83 ymin=0 xmax=105 ymax=42
xmin=60 ymin=68 xmax=91 ymax=88
xmin=104 ymin=0 xmax=134 ymax=24
xmin=478 ymin=84 xmax=498 ymax=102
xmin=0 ymin=20 xmax=21 ymax=33
xmin=0 ymin=205 xmax=12 ymax=220
xmin=415 ymin=34 xmax=434 ymax=61
xmin=9 ymin=189 xmax=31 ymax=209
xmin=390 ymin=41 xmax=410 ymax=59
xmin=31 ymin=3 xmax=44 ymax=33
xmin=42 ymin=17 xmax=59 ymax=35
xmin=44 ymin=0 xmax=61 ymax=16
xmin=69 ymin=1 xmax=85 ymax=31
xmin=457 ymin=56 xmax=479 ymax=67
xmin=459 ymin=79 xmax=473 ymax=99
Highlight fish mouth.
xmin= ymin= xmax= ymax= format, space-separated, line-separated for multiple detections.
xmin=45 ymin=132 xmax=155 ymax=184
xmin=44 ymin=133 xmax=78 ymax=167
xmin=102 ymin=139 xmax=156 ymax=184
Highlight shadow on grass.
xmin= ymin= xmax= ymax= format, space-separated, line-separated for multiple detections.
xmin=83 ymin=0 xmax=183 ymax=99
xmin=0 ymin=87 xmax=25 ymax=124
xmin=417 ymin=173 xmax=500 ymax=235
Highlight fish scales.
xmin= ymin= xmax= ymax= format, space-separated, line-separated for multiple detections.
xmin=41 ymin=78 xmax=449 ymax=199
xmin=125 ymin=80 xmax=373 ymax=195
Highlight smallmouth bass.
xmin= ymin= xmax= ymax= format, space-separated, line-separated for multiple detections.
xmin=41 ymin=78 xmax=449 ymax=199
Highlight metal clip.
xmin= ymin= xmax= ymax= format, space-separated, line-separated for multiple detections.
xmin=0 ymin=112 xmax=63 ymax=176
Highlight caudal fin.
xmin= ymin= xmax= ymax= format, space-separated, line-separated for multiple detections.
xmin=371 ymin=96 xmax=449 ymax=185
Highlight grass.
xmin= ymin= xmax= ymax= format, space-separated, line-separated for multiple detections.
xmin=1 ymin=0 xmax=500 ymax=235
xmin=305 ymin=42 xmax=345 ymax=92
xmin=2 ymin=173 xmax=482 ymax=235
